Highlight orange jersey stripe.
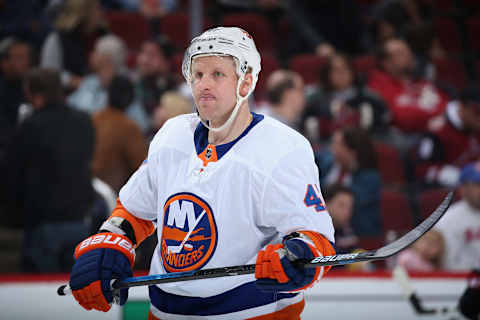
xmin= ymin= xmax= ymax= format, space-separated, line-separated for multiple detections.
xmin=147 ymin=300 xmax=305 ymax=320
xmin=110 ymin=199 xmax=155 ymax=245
xmin=147 ymin=310 xmax=158 ymax=320
xmin=247 ymin=299 xmax=305 ymax=320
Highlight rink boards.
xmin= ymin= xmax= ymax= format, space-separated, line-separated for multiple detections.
xmin=0 ymin=271 xmax=468 ymax=320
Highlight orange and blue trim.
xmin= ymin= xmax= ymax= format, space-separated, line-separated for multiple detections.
xmin=194 ymin=112 xmax=264 ymax=166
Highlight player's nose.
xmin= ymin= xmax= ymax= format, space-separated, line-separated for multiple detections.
xmin=196 ymin=74 xmax=215 ymax=91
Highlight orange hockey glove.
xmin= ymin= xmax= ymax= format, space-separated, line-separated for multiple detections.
xmin=255 ymin=231 xmax=335 ymax=292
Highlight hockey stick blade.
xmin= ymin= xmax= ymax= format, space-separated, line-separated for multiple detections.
xmin=57 ymin=190 xmax=454 ymax=295
xmin=301 ymin=189 xmax=455 ymax=267
xmin=393 ymin=265 xmax=452 ymax=315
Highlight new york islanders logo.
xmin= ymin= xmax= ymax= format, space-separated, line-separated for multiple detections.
xmin=161 ymin=193 xmax=217 ymax=273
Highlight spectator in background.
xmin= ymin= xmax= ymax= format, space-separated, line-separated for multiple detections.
xmin=0 ymin=0 xmax=51 ymax=49
xmin=1 ymin=68 xmax=95 ymax=272
xmin=256 ymin=69 xmax=306 ymax=131
xmin=323 ymin=184 xmax=358 ymax=254
xmin=303 ymin=53 xmax=390 ymax=144
xmin=396 ymin=230 xmax=444 ymax=272
xmin=368 ymin=38 xmax=448 ymax=138
xmin=284 ymin=0 xmax=365 ymax=59
xmin=415 ymin=86 xmax=480 ymax=187
xmin=67 ymin=34 xmax=149 ymax=131
xmin=369 ymin=1 xmax=448 ymax=86
xmin=92 ymin=75 xmax=148 ymax=194
xmin=0 ymin=37 xmax=31 ymax=155
xmin=140 ymin=0 xmax=178 ymax=17
xmin=316 ymin=127 xmax=382 ymax=236
xmin=139 ymin=0 xmax=179 ymax=35
xmin=434 ymin=162 xmax=480 ymax=271
xmin=369 ymin=1 xmax=405 ymax=45
xmin=100 ymin=0 xmax=139 ymax=11
xmin=369 ymin=0 xmax=434 ymax=44
xmin=152 ymin=91 xmax=192 ymax=133
xmin=134 ymin=37 xmax=177 ymax=117
xmin=40 ymin=0 xmax=107 ymax=90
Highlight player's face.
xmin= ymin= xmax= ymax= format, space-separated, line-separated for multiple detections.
xmin=191 ymin=55 xmax=238 ymax=126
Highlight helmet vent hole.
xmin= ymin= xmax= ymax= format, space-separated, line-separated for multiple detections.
xmin=197 ymin=46 xmax=201 ymax=50
xmin=209 ymin=45 xmax=213 ymax=49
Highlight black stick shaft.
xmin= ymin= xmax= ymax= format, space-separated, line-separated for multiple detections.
xmin=58 ymin=191 xmax=454 ymax=295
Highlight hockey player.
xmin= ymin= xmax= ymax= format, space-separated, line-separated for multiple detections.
xmin=68 ymin=27 xmax=336 ymax=319
xmin=434 ymin=161 xmax=480 ymax=271
xmin=458 ymin=268 xmax=480 ymax=320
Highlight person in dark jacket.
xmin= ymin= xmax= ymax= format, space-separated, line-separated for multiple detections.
xmin=0 ymin=37 xmax=32 ymax=157
xmin=303 ymin=53 xmax=390 ymax=144
xmin=1 ymin=68 xmax=95 ymax=272
xmin=316 ymin=127 xmax=382 ymax=236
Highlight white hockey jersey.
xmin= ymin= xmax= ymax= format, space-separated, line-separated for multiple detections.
xmin=119 ymin=112 xmax=335 ymax=319
xmin=435 ymin=200 xmax=480 ymax=271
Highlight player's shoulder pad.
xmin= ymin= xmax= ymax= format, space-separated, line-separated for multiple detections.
xmin=234 ymin=115 xmax=315 ymax=175
xmin=252 ymin=115 xmax=313 ymax=157
xmin=148 ymin=113 xmax=199 ymax=155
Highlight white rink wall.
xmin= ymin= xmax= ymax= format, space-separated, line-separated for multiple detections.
xmin=0 ymin=272 xmax=468 ymax=320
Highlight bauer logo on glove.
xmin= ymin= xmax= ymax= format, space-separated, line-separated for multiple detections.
xmin=77 ymin=233 xmax=136 ymax=258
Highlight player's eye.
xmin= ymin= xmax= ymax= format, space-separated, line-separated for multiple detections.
xmin=214 ymin=71 xmax=224 ymax=77
xmin=193 ymin=72 xmax=203 ymax=80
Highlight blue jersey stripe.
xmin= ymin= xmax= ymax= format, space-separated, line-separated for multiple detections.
xmin=149 ymin=280 xmax=297 ymax=316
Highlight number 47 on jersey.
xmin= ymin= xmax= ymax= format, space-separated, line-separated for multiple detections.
xmin=304 ymin=184 xmax=326 ymax=212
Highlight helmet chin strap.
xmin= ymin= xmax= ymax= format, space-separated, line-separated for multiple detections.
xmin=196 ymin=74 xmax=250 ymax=133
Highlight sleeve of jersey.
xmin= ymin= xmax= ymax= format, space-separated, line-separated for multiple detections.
xmin=110 ymin=199 xmax=156 ymax=246
xmin=259 ymin=142 xmax=335 ymax=244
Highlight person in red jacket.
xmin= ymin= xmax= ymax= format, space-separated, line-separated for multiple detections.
xmin=415 ymin=87 xmax=480 ymax=187
xmin=368 ymin=38 xmax=448 ymax=134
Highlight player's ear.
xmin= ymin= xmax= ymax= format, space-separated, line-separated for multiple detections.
xmin=239 ymin=73 xmax=253 ymax=97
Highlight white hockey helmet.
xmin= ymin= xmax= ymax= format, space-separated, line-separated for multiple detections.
xmin=182 ymin=26 xmax=262 ymax=132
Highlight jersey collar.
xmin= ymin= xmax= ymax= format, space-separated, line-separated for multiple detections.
xmin=194 ymin=112 xmax=264 ymax=165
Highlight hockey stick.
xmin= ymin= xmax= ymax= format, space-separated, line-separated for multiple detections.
xmin=58 ymin=190 xmax=454 ymax=296
xmin=393 ymin=265 xmax=456 ymax=316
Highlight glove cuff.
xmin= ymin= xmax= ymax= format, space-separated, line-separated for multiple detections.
xmin=285 ymin=231 xmax=336 ymax=292
xmin=75 ymin=232 xmax=136 ymax=267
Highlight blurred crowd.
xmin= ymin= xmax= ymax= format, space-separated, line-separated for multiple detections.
xmin=0 ymin=0 xmax=479 ymax=275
